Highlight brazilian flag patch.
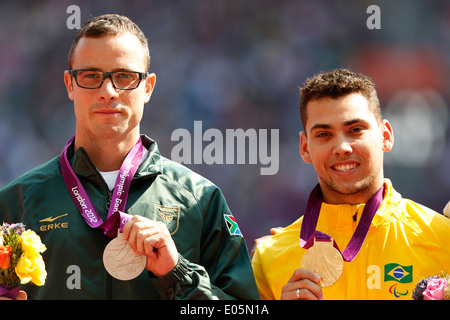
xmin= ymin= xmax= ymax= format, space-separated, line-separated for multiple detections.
xmin=384 ymin=263 xmax=413 ymax=283
xmin=224 ymin=214 xmax=243 ymax=237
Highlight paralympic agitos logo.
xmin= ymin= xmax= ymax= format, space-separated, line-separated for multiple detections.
xmin=384 ymin=263 xmax=413 ymax=298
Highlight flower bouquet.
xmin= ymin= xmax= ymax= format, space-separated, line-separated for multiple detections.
xmin=412 ymin=273 xmax=450 ymax=300
xmin=0 ymin=223 xmax=47 ymax=299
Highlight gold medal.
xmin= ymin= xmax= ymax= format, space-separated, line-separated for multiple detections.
xmin=300 ymin=237 xmax=344 ymax=287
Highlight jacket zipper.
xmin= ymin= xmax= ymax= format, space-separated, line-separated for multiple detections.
xmin=106 ymin=190 xmax=112 ymax=211
xmin=101 ymin=178 xmax=113 ymax=299
xmin=106 ymin=273 xmax=113 ymax=300
xmin=106 ymin=188 xmax=113 ymax=299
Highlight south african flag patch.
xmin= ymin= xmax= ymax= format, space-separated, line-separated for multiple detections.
xmin=224 ymin=214 xmax=243 ymax=237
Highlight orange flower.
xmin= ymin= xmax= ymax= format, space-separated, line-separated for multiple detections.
xmin=0 ymin=245 xmax=12 ymax=269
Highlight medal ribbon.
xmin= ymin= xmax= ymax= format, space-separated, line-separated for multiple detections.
xmin=0 ymin=284 xmax=20 ymax=300
xmin=60 ymin=136 xmax=144 ymax=238
xmin=299 ymin=184 xmax=385 ymax=262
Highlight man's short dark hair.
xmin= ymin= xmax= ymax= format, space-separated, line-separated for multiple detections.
xmin=299 ymin=68 xmax=381 ymax=131
xmin=68 ymin=14 xmax=150 ymax=71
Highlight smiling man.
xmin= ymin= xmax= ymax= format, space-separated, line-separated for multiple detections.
xmin=300 ymin=92 xmax=392 ymax=206
xmin=251 ymin=68 xmax=450 ymax=300
xmin=0 ymin=14 xmax=258 ymax=300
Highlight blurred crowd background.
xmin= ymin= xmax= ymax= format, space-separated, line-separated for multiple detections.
xmin=1 ymin=0 xmax=449 ymax=248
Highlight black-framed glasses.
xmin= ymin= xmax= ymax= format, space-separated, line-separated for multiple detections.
xmin=68 ymin=69 xmax=149 ymax=90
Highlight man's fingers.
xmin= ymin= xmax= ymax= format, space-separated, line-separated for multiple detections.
xmin=289 ymin=268 xmax=321 ymax=283
xmin=281 ymin=268 xmax=324 ymax=300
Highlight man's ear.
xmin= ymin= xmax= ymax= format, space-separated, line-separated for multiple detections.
xmin=381 ymin=119 xmax=394 ymax=152
xmin=300 ymin=131 xmax=312 ymax=163
xmin=64 ymin=70 xmax=74 ymax=101
xmin=143 ymin=73 xmax=156 ymax=103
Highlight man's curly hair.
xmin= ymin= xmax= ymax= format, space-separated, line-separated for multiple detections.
xmin=299 ymin=68 xmax=382 ymax=131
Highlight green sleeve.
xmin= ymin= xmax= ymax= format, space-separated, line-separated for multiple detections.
xmin=150 ymin=188 xmax=260 ymax=300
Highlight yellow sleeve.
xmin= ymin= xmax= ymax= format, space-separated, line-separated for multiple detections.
xmin=251 ymin=243 xmax=276 ymax=300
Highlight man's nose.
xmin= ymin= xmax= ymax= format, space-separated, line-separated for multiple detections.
xmin=97 ymin=77 xmax=119 ymax=101
xmin=333 ymin=134 xmax=353 ymax=155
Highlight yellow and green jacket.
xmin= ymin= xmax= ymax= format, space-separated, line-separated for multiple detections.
xmin=252 ymin=179 xmax=450 ymax=300
xmin=0 ymin=135 xmax=259 ymax=300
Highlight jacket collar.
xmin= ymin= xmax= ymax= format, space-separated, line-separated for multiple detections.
xmin=67 ymin=135 xmax=162 ymax=182
xmin=317 ymin=179 xmax=403 ymax=232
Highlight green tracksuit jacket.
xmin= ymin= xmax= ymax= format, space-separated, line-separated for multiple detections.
xmin=0 ymin=135 xmax=259 ymax=300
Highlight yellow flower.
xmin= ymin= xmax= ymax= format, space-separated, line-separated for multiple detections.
xmin=21 ymin=230 xmax=46 ymax=257
xmin=15 ymin=230 xmax=47 ymax=286
xmin=15 ymin=251 xmax=47 ymax=286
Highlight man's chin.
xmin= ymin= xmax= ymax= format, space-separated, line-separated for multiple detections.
xmin=321 ymin=177 xmax=374 ymax=197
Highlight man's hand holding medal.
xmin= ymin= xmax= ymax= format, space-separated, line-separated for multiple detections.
xmin=281 ymin=268 xmax=324 ymax=300
xmin=122 ymin=215 xmax=178 ymax=277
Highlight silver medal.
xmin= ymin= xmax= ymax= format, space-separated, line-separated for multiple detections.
xmin=103 ymin=232 xmax=147 ymax=281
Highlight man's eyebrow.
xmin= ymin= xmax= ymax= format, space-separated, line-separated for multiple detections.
xmin=309 ymin=123 xmax=331 ymax=132
xmin=308 ymin=118 xmax=368 ymax=133
xmin=343 ymin=118 xmax=366 ymax=126
xmin=73 ymin=67 xmax=135 ymax=72
xmin=111 ymin=67 xmax=136 ymax=72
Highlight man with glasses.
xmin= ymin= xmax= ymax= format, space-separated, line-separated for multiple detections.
xmin=0 ymin=14 xmax=259 ymax=300
xmin=67 ymin=69 xmax=150 ymax=91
